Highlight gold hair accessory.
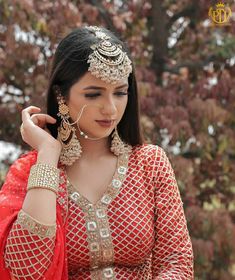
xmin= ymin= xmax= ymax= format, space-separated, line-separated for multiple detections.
xmin=27 ymin=163 xmax=60 ymax=194
xmin=86 ymin=26 xmax=132 ymax=84
xmin=54 ymin=85 xmax=82 ymax=166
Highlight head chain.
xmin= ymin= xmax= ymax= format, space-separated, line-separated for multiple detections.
xmin=85 ymin=26 xmax=132 ymax=84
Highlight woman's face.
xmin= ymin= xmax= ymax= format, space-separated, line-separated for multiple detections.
xmin=67 ymin=72 xmax=129 ymax=139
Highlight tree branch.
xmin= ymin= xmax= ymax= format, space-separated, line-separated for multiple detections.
xmin=163 ymin=55 xmax=224 ymax=74
xmin=150 ymin=0 xmax=169 ymax=82
xmin=167 ymin=5 xmax=195 ymax=29
xmin=166 ymin=0 xmax=199 ymax=29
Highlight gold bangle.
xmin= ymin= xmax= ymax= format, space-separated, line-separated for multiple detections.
xmin=27 ymin=163 xmax=59 ymax=194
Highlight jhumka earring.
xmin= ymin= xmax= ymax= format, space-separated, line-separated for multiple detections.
xmin=110 ymin=126 xmax=132 ymax=156
xmin=54 ymin=86 xmax=82 ymax=166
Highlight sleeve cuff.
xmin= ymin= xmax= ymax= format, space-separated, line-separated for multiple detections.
xmin=16 ymin=209 xmax=56 ymax=238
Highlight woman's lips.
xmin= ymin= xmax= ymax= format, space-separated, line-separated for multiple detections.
xmin=95 ymin=120 xmax=115 ymax=127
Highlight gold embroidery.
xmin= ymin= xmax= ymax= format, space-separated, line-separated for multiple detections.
xmin=90 ymin=266 xmax=115 ymax=279
xmin=57 ymin=169 xmax=69 ymax=225
xmin=17 ymin=209 xmax=56 ymax=238
xmin=67 ymin=152 xmax=129 ymax=278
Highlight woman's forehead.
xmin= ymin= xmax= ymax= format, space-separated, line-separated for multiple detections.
xmin=72 ymin=72 xmax=128 ymax=91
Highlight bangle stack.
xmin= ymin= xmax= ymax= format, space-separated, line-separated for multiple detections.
xmin=27 ymin=163 xmax=60 ymax=194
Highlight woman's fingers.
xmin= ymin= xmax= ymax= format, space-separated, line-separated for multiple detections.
xmin=19 ymin=106 xmax=61 ymax=151
xmin=21 ymin=106 xmax=41 ymax=123
xmin=30 ymin=114 xmax=56 ymax=128
xmin=21 ymin=106 xmax=56 ymax=130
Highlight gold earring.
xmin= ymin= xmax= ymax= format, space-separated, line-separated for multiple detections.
xmin=110 ymin=126 xmax=132 ymax=156
xmin=55 ymin=86 xmax=82 ymax=165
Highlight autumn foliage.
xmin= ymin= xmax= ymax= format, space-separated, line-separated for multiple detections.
xmin=0 ymin=0 xmax=235 ymax=279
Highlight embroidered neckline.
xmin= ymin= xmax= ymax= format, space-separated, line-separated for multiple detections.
xmin=66 ymin=151 xmax=130 ymax=211
xmin=66 ymin=151 xmax=130 ymax=271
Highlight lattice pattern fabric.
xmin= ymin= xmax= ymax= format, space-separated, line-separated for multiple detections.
xmin=4 ymin=210 xmax=56 ymax=280
xmin=0 ymin=144 xmax=194 ymax=279
xmin=152 ymin=147 xmax=193 ymax=279
xmin=64 ymin=145 xmax=193 ymax=279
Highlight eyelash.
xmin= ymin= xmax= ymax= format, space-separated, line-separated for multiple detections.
xmin=85 ymin=92 xmax=129 ymax=99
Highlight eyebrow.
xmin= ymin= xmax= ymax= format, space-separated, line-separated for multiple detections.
xmin=82 ymin=84 xmax=128 ymax=91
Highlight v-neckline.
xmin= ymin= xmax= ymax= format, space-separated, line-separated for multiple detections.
xmin=66 ymin=151 xmax=130 ymax=210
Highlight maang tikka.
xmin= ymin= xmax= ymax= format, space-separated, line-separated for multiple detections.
xmin=54 ymin=85 xmax=82 ymax=166
xmin=85 ymin=25 xmax=132 ymax=84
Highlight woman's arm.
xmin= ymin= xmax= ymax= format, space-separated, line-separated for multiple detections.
xmin=2 ymin=106 xmax=64 ymax=279
xmin=21 ymin=148 xmax=59 ymax=224
xmin=0 ymin=151 xmax=66 ymax=280
xmin=152 ymin=146 xmax=194 ymax=279
xmin=4 ymin=149 xmax=60 ymax=280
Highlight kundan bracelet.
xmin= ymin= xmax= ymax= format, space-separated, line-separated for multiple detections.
xmin=27 ymin=163 xmax=60 ymax=194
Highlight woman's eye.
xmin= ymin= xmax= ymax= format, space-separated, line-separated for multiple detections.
xmin=85 ymin=93 xmax=100 ymax=98
xmin=115 ymin=92 xmax=129 ymax=96
xmin=84 ymin=92 xmax=128 ymax=99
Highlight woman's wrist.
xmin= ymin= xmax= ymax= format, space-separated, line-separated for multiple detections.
xmin=37 ymin=146 xmax=61 ymax=166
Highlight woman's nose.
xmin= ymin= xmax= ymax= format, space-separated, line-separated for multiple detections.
xmin=101 ymin=98 xmax=117 ymax=115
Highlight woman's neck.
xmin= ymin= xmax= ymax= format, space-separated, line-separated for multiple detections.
xmin=76 ymin=135 xmax=112 ymax=160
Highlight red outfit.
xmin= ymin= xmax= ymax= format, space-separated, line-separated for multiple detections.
xmin=0 ymin=144 xmax=194 ymax=279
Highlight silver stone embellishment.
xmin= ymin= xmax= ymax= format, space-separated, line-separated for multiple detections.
xmin=100 ymin=228 xmax=110 ymax=238
xmin=101 ymin=195 xmax=112 ymax=205
xmin=112 ymin=179 xmax=122 ymax=189
xmin=87 ymin=221 xmax=97 ymax=231
xmin=96 ymin=208 xmax=106 ymax=218
xmin=70 ymin=192 xmax=80 ymax=202
xmin=118 ymin=166 xmax=127 ymax=175
xmin=103 ymin=267 xmax=114 ymax=278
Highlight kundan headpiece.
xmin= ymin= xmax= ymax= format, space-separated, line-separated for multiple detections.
xmin=85 ymin=26 xmax=132 ymax=84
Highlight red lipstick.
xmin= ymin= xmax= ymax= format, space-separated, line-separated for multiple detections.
xmin=95 ymin=120 xmax=115 ymax=127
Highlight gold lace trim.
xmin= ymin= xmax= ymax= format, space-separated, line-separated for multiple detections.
xmin=17 ymin=209 xmax=56 ymax=238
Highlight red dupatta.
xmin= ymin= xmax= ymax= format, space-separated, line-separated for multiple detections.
xmin=0 ymin=151 xmax=68 ymax=279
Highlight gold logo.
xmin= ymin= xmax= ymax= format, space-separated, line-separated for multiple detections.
xmin=208 ymin=2 xmax=232 ymax=26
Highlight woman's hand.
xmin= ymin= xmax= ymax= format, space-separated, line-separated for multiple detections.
xmin=20 ymin=106 xmax=61 ymax=154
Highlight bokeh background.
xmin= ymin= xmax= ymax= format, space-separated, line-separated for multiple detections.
xmin=0 ymin=0 xmax=235 ymax=279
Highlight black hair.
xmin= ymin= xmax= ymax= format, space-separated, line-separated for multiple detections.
xmin=46 ymin=26 xmax=144 ymax=146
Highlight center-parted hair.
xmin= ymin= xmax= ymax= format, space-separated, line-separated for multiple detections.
xmin=46 ymin=26 xmax=144 ymax=146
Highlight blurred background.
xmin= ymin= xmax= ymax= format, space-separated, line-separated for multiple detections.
xmin=0 ymin=0 xmax=234 ymax=279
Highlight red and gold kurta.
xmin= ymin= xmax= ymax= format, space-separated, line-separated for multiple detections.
xmin=0 ymin=144 xmax=194 ymax=279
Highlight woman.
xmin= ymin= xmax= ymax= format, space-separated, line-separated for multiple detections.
xmin=0 ymin=26 xmax=194 ymax=279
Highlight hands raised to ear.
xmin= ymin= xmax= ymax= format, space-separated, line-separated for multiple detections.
xmin=20 ymin=106 xmax=61 ymax=154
